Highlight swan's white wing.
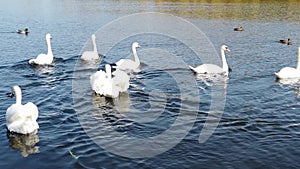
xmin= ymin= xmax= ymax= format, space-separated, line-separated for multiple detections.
xmin=112 ymin=70 xmax=130 ymax=92
xmin=29 ymin=53 xmax=53 ymax=65
xmin=189 ymin=64 xmax=223 ymax=74
xmin=6 ymin=103 xmax=39 ymax=134
xmin=90 ymin=69 xmax=123 ymax=98
xmin=90 ymin=70 xmax=106 ymax=86
xmin=81 ymin=51 xmax=99 ymax=60
xmin=116 ymin=59 xmax=126 ymax=66
xmin=116 ymin=59 xmax=139 ymax=71
xmin=24 ymin=102 xmax=39 ymax=121
xmin=6 ymin=104 xmax=21 ymax=125
xmin=36 ymin=53 xmax=47 ymax=60
xmin=104 ymin=80 xmax=121 ymax=98
xmin=23 ymin=102 xmax=39 ymax=132
xmin=189 ymin=65 xmax=207 ymax=73
xmin=275 ymin=67 xmax=300 ymax=79
xmin=90 ymin=70 xmax=107 ymax=94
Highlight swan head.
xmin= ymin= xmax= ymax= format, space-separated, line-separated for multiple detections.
xmin=221 ymin=45 xmax=230 ymax=52
xmin=12 ymin=86 xmax=21 ymax=96
xmin=132 ymin=42 xmax=141 ymax=48
xmin=92 ymin=34 xmax=96 ymax=40
xmin=105 ymin=64 xmax=112 ymax=74
xmin=109 ymin=63 xmax=117 ymax=73
xmin=10 ymin=86 xmax=22 ymax=104
xmin=46 ymin=33 xmax=52 ymax=40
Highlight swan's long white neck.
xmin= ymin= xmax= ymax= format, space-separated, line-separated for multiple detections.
xmin=221 ymin=48 xmax=229 ymax=73
xmin=92 ymin=37 xmax=97 ymax=53
xmin=105 ymin=64 xmax=112 ymax=79
xmin=46 ymin=37 xmax=53 ymax=57
xmin=132 ymin=46 xmax=140 ymax=64
xmin=297 ymin=47 xmax=300 ymax=70
xmin=13 ymin=86 xmax=22 ymax=105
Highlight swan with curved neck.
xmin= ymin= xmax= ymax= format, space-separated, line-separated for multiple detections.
xmin=29 ymin=33 xmax=53 ymax=65
xmin=115 ymin=42 xmax=141 ymax=71
xmin=6 ymin=86 xmax=39 ymax=134
xmin=189 ymin=45 xmax=230 ymax=76
xmin=275 ymin=47 xmax=300 ymax=79
xmin=81 ymin=34 xmax=99 ymax=60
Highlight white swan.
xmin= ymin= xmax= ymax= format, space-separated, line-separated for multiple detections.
xmin=6 ymin=86 xmax=39 ymax=134
xmin=81 ymin=34 xmax=99 ymax=60
xmin=90 ymin=64 xmax=129 ymax=98
xmin=189 ymin=45 xmax=230 ymax=76
xmin=115 ymin=42 xmax=141 ymax=71
xmin=29 ymin=33 xmax=54 ymax=65
xmin=275 ymin=47 xmax=300 ymax=79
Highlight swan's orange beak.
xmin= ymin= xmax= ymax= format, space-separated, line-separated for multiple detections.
xmin=138 ymin=44 xmax=141 ymax=48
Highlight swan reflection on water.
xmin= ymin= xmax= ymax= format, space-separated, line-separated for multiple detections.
xmin=6 ymin=131 xmax=40 ymax=157
xmin=276 ymin=77 xmax=300 ymax=85
xmin=194 ymin=73 xmax=228 ymax=91
xmin=92 ymin=92 xmax=130 ymax=113
xmin=276 ymin=78 xmax=300 ymax=97
xmin=31 ymin=63 xmax=55 ymax=75
xmin=91 ymin=92 xmax=133 ymax=129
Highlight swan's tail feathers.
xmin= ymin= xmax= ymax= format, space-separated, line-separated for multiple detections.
xmin=29 ymin=59 xmax=37 ymax=65
xmin=274 ymin=72 xmax=280 ymax=78
xmin=189 ymin=65 xmax=197 ymax=73
xmin=115 ymin=59 xmax=125 ymax=67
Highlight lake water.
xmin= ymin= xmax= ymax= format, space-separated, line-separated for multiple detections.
xmin=1 ymin=0 xmax=300 ymax=168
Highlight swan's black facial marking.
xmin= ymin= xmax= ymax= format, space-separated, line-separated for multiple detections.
xmin=223 ymin=46 xmax=230 ymax=52
xmin=7 ymin=92 xmax=14 ymax=98
xmin=97 ymin=64 xmax=117 ymax=77
xmin=109 ymin=63 xmax=117 ymax=73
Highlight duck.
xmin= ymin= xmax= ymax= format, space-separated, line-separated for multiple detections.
xmin=90 ymin=64 xmax=129 ymax=98
xmin=6 ymin=86 xmax=39 ymax=134
xmin=29 ymin=33 xmax=54 ymax=65
xmin=81 ymin=34 xmax=99 ymax=60
xmin=234 ymin=26 xmax=244 ymax=31
xmin=189 ymin=45 xmax=231 ymax=76
xmin=275 ymin=47 xmax=300 ymax=79
xmin=279 ymin=38 xmax=292 ymax=45
xmin=17 ymin=28 xmax=29 ymax=34
xmin=115 ymin=42 xmax=141 ymax=72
